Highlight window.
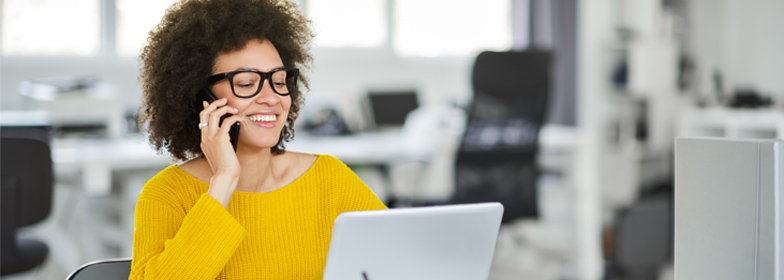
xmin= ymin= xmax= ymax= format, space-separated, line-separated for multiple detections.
xmin=2 ymin=0 xmax=100 ymax=56
xmin=116 ymin=0 xmax=179 ymax=56
xmin=394 ymin=0 xmax=512 ymax=57
xmin=308 ymin=0 xmax=386 ymax=48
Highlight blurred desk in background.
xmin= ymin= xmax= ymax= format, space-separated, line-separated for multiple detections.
xmin=292 ymin=124 xmax=577 ymax=167
xmin=51 ymin=124 xmax=578 ymax=197
xmin=52 ymin=136 xmax=174 ymax=195
xmin=290 ymin=131 xmax=432 ymax=166
xmin=677 ymin=107 xmax=784 ymax=139
xmin=292 ymin=124 xmax=579 ymax=205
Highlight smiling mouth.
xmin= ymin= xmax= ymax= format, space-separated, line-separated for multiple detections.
xmin=247 ymin=115 xmax=277 ymax=122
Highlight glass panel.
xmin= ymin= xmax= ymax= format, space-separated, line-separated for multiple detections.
xmin=2 ymin=0 xmax=100 ymax=56
xmin=308 ymin=0 xmax=386 ymax=48
xmin=394 ymin=0 xmax=512 ymax=57
xmin=116 ymin=0 xmax=178 ymax=56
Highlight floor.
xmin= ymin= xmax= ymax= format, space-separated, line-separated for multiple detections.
xmin=2 ymin=167 xmax=670 ymax=280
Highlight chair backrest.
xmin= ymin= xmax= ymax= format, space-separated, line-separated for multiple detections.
xmin=0 ymin=126 xmax=53 ymax=226
xmin=66 ymin=258 xmax=132 ymax=280
xmin=1 ymin=125 xmax=54 ymax=275
xmin=454 ymin=49 xmax=552 ymax=222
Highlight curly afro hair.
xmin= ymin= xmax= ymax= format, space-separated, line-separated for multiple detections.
xmin=137 ymin=0 xmax=314 ymax=162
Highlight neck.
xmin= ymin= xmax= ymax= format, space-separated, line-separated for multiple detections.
xmin=234 ymin=144 xmax=279 ymax=193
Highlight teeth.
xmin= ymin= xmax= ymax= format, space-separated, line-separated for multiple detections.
xmin=248 ymin=115 xmax=276 ymax=122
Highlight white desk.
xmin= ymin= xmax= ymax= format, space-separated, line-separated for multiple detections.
xmin=678 ymin=107 xmax=784 ymax=139
xmin=288 ymin=131 xmax=432 ymax=165
xmin=52 ymin=136 xmax=174 ymax=195
xmin=52 ymin=124 xmax=578 ymax=196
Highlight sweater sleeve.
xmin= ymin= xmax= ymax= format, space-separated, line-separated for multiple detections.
xmin=130 ymin=172 xmax=246 ymax=279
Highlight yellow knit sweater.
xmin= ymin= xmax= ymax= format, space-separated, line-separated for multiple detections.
xmin=130 ymin=154 xmax=387 ymax=279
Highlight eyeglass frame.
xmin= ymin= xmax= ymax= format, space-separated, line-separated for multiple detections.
xmin=206 ymin=68 xmax=299 ymax=98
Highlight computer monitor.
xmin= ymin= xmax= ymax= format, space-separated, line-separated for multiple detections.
xmin=366 ymin=90 xmax=419 ymax=130
xmin=674 ymin=137 xmax=783 ymax=280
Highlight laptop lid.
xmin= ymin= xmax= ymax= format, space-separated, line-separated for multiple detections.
xmin=323 ymin=203 xmax=504 ymax=280
xmin=365 ymin=90 xmax=419 ymax=131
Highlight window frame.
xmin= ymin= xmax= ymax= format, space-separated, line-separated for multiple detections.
xmin=1 ymin=0 xmax=137 ymax=66
xmin=1 ymin=0 xmax=522 ymax=63
xmin=308 ymin=0 xmax=517 ymax=63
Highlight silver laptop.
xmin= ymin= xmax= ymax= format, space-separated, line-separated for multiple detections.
xmin=323 ymin=203 xmax=504 ymax=280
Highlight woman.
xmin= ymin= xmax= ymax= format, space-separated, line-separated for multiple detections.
xmin=131 ymin=0 xmax=386 ymax=278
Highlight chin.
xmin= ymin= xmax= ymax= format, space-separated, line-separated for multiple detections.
xmin=237 ymin=137 xmax=281 ymax=152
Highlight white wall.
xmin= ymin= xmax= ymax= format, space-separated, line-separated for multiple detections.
xmin=0 ymin=56 xmax=141 ymax=111
xmin=308 ymin=49 xmax=473 ymax=107
xmin=689 ymin=0 xmax=784 ymax=97
xmin=0 ymin=51 xmax=473 ymax=116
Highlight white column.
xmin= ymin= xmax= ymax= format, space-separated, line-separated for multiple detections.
xmin=575 ymin=0 xmax=614 ymax=279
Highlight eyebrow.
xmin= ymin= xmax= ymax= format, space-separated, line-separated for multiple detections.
xmin=234 ymin=66 xmax=286 ymax=72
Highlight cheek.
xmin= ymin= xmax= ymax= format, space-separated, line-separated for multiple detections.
xmin=229 ymin=99 xmax=254 ymax=113
xmin=280 ymin=95 xmax=291 ymax=112
xmin=282 ymin=96 xmax=293 ymax=114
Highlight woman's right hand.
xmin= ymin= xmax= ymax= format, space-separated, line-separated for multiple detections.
xmin=199 ymin=98 xmax=243 ymax=207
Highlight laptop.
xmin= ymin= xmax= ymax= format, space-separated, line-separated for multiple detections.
xmin=365 ymin=90 xmax=420 ymax=131
xmin=323 ymin=203 xmax=504 ymax=280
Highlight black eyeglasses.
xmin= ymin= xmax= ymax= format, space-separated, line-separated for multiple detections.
xmin=207 ymin=68 xmax=299 ymax=97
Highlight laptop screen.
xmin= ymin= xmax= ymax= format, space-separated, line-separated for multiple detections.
xmin=367 ymin=90 xmax=419 ymax=128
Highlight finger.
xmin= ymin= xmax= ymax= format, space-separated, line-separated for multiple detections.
xmin=218 ymin=115 xmax=244 ymax=135
xmin=207 ymin=106 xmax=239 ymax=132
xmin=199 ymin=98 xmax=229 ymax=123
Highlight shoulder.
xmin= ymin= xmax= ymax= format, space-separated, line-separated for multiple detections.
xmin=309 ymin=153 xmax=345 ymax=167
xmin=310 ymin=154 xmax=354 ymax=174
xmin=145 ymin=165 xmax=187 ymax=187
xmin=306 ymin=154 xmax=365 ymax=187
xmin=139 ymin=164 xmax=203 ymax=205
xmin=278 ymin=152 xmax=357 ymax=182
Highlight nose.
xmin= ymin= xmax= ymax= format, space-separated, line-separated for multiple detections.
xmin=254 ymin=78 xmax=281 ymax=105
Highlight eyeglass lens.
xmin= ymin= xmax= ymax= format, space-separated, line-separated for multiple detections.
xmin=230 ymin=69 xmax=296 ymax=97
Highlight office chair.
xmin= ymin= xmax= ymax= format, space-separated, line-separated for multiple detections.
xmin=423 ymin=50 xmax=551 ymax=222
xmin=1 ymin=126 xmax=54 ymax=275
xmin=66 ymin=258 xmax=132 ymax=280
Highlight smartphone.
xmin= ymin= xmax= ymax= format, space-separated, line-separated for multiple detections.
xmin=201 ymin=88 xmax=240 ymax=151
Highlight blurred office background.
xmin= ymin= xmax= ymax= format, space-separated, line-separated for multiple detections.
xmin=2 ymin=0 xmax=783 ymax=279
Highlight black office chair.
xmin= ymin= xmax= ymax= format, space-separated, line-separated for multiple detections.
xmin=1 ymin=126 xmax=54 ymax=275
xmin=66 ymin=258 xmax=132 ymax=280
xmin=422 ymin=50 xmax=551 ymax=222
